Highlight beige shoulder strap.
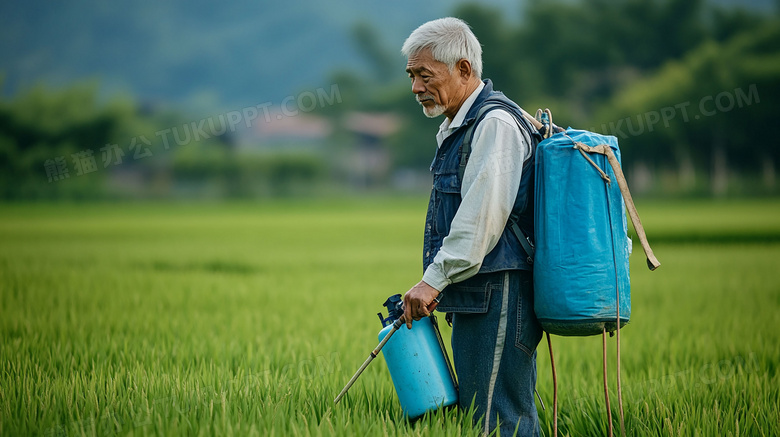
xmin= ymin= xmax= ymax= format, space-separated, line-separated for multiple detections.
xmin=572 ymin=141 xmax=661 ymax=271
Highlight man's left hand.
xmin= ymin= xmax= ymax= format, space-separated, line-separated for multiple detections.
xmin=402 ymin=280 xmax=441 ymax=329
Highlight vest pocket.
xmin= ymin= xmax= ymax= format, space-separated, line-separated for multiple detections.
xmin=433 ymin=173 xmax=461 ymax=193
xmin=436 ymin=272 xmax=499 ymax=313
xmin=432 ymin=173 xmax=461 ymax=236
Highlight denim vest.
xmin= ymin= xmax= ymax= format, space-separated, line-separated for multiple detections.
xmin=423 ymin=80 xmax=535 ymax=281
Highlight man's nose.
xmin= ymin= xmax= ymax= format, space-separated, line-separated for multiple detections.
xmin=411 ymin=77 xmax=426 ymax=95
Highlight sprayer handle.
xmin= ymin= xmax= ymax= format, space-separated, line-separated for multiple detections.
xmin=402 ymin=289 xmax=443 ymax=329
xmin=428 ymin=294 xmax=441 ymax=312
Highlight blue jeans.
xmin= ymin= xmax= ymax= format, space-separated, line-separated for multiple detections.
xmin=438 ymin=270 xmax=543 ymax=436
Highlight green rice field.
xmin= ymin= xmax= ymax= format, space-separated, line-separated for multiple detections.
xmin=1 ymin=198 xmax=778 ymax=436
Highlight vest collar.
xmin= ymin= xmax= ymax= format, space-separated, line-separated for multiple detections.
xmin=461 ymin=79 xmax=495 ymax=128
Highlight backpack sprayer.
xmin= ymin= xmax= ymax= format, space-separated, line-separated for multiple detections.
xmin=335 ymin=105 xmax=660 ymax=435
xmin=333 ymin=294 xmax=458 ymax=419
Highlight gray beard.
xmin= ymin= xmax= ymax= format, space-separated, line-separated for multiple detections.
xmin=422 ymin=104 xmax=446 ymax=118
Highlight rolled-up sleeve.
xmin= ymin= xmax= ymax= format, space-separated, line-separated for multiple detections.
xmin=422 ymin=111 xmax=531 ymax=291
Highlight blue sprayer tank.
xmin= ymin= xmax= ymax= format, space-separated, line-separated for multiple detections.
xmin=534 ymin=129 xmax=631 ymax=336
xmin=377 ymin=294 xmax=458 ymax=419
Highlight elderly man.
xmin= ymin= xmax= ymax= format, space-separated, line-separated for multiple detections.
xmin=400 ymin=17 xmax=543 ymax=436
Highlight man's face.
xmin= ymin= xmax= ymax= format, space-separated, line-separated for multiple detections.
xmin=405 ymin=48 xmax=463 ymax=119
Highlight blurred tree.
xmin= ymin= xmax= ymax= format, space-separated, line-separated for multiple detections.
xmin=329 ymin=0 xmax=779 ymax=196
xmin=171 ymin=147 xmax=326 ymax=198
xmin=453 ymin=5 xmax=516 ymax=97
xmin=0 ymin=82 xmax=330 ymax=199
xmin=352 ymin=21 xmax=398 ymax=84
xmin=514 ymin=0 xmax=709 ymax=122
xmin=0 ymin=83 xmax=124 ymax=199
xmin=600 ymin=21 xmax=780 ymax=195
xmin=710 ymin=6 xmax=768 ymax=42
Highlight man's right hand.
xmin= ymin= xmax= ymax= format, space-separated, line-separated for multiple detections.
xmin=402 ymin=280 xmax=441 ymax=329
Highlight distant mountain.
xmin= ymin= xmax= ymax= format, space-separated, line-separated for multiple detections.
xmin=0 ymin=0 xmax=514 ymax=113
xmin=0 ymin=0 xmax=773 ymax=115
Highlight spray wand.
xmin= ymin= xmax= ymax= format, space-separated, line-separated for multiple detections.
xmin=333 ymin=294 xmax=441 ymax=404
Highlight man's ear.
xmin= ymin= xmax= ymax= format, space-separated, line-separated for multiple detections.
xmin=456 ymin=58 xmax=472 ymax=82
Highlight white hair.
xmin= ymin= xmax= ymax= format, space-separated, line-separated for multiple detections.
xmin=401 ymin=17 xmax=483 ymax=79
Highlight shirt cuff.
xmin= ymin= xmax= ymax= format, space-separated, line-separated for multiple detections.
xmin=422 ymin=264 xmax=451 ymax=292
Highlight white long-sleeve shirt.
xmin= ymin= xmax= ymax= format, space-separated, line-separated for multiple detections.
xmin=422 ymin=82 xmax=532 ymax=292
